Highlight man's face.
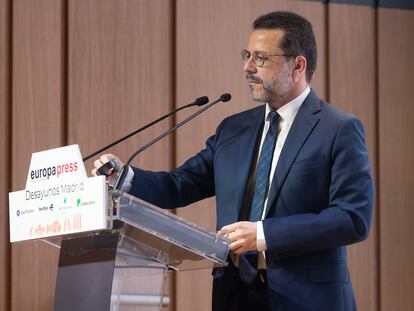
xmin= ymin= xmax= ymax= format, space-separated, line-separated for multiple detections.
xmin=243 ymin=29 xmax=295 ymax=106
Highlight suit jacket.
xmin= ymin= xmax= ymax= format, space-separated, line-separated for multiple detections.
xmin=130 ymin=90 xmax=374 ymax=311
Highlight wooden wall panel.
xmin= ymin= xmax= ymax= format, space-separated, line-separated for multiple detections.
xmin=67 ymin=0 xmax=174 ymax=310
xmin=175 ymin=1 xmax=326 ymax=310
xmin=68 ymin=0 xmax=173 ymax=173
xmin=11 ymin=1 xmax=64 ymax=310
xmin=0 ymin=0 xmax=10 ymax=310
xmin=328 ymin=4 xmax=378 ymax=311
xmin=378 ymin=8 xmax=414 ymax=311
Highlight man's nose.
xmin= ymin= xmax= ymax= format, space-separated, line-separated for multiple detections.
xmin=243 ymin=57 xmax=257 ymax=74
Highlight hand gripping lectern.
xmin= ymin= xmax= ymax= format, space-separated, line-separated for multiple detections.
xmin=45 ymin=190 xmax=229 ymax=311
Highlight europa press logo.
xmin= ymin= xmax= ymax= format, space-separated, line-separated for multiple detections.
xmin=30 ymin=161 xmax=79 ymax=182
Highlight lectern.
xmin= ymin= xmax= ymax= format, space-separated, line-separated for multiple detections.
xmin=9 ymin=145 xmax=229 ymax=310
xmin=18 ymin=190 xmax=229 ymax=311
xmin=48 ymin=190 xmax=229 ymax=311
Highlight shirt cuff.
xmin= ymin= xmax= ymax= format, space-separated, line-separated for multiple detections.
xmin=256 ymin=221 xmax=267 ymax=252
xmin=120 ymin=166 xmax=134 ymax=193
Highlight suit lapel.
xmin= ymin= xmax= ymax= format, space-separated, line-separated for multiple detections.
xmin=265 ymin=90 xmax=322 ymax=217
xmin=234 ymin=106 xmax=264 ymax=219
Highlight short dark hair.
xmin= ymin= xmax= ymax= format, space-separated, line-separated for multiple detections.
xmin=253 ymin=11 xmax=317 ymax=82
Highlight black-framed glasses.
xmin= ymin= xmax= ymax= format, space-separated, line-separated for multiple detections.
xmin=241 ymin=50 xmax=295 ymax=67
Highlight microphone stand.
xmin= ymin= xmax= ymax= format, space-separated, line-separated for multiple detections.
xmin=113 ymin=93 xmax=231 ymax=191
xmin=82 ymin=96 xmax=209 ymax=161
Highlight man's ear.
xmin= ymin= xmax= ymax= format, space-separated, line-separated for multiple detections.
xmin=292 ymin=56 xmax=307 ymax=82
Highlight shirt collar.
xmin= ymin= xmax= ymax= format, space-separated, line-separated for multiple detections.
xmin=265 ymin=86 xmax=310 ymax=123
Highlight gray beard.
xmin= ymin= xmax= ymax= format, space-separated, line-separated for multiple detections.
xmin=249 ymin=63 xmax=294 ymax=104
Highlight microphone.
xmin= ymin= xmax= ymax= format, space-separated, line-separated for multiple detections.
xmin=113 ymin=93 xmax=232 ymax=191
xmin=83 ymin=96 xmax=209 ymax=162
xmin=220 ymin=93 xmax=231 ymax=102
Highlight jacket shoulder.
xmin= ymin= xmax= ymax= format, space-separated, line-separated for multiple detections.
xmin=316 ymin=97 xmax=357 ymax=122
xmin=220 ymin=104 xmax=264 ymax=126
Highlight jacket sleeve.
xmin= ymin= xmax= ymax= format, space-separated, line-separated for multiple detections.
xmin=127 ymin=117 xmax=230 ymax=208
xmin=263 ymin=117 xmax=375 ymax=259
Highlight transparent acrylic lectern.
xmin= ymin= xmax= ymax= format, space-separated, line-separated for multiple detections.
xmin=47 ymin=190 xmax=229 ymax=311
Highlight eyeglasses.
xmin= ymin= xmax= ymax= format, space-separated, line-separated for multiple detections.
xmin=241 ymin=50 xmax=294 ymax=67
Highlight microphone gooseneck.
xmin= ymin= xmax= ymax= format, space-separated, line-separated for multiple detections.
xmin=113 ymin=93 xmax=232 ymax=191
xmin=83 ymin=96 xmax=210 ymax=161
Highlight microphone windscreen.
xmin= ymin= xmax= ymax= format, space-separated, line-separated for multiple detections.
xmin=220 ymin=93 xmax=232 ymax=102
xmin=195 ymin=96 xmax=209 ymax=106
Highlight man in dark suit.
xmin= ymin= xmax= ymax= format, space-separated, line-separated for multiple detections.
xmin=93 ymin=11 xmax=374 ymax=311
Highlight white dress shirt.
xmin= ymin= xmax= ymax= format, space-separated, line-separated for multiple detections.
xmin=256 ymin=86 xmax=310 ymax=252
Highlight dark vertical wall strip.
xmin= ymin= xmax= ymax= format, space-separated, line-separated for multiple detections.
xmin=330 ymin=0 xmax=377 ymax=6
xmin=301 ymin=0 xmax=414 ymax=10
xmin=171 ymin=0 xmax=177 ymax=183
xmin=324 ymin=2 xmax=330 ymax=101
xmin=379 ymin=0 xmax=414 ymax=10
xmin=0 ymin=0 xmax=11 ymax=310
xmin=6 ymin=1 xmax=12 ymax=309
xmin=61 ymin=0 xmax=68 ymax=145
xmin=373 ymin=6 xmax=381 ymax=311
xmin=171 ymin=2 xmax=177 ymax=310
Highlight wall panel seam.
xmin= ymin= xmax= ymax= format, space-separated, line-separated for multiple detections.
xmin=324 ymin=2 xmax=330 ymax=101
xmin=171 ymin=2 xmax=178 ymax=311
xmin=171 ymin=0 xmax=177 ymax=172
xmin=7 ymin=0 xmax=13 ymax=309
xmin=61 ymin=0 xmax=68 ymax=146
xmin=373 ymin=6 xmax=381 ymax=311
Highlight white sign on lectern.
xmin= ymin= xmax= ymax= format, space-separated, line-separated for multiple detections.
xmin=9 ymin=145 xmax=108 ymax=242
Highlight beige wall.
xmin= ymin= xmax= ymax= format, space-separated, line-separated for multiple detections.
xmin=328 ymin=5 xmax=378 ymax=310
xmin=378 ymin=8 xmax=414 ymax=310
xmin=1 ymin=1 xmax=413 ymax=310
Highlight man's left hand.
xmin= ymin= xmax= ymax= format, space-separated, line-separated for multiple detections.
xmin=219 ymin=221 xmax=257 ymax=254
